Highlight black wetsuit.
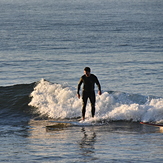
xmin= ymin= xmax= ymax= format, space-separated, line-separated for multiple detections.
xmin=77 ymin=74 xmax=101 ymax=118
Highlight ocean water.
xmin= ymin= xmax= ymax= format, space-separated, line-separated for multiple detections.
xmin=0 ymin=0 xmax=163 ymax=162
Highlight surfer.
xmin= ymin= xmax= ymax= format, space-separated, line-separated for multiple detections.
xmin=77 ymin=67 xmax=102 ymax=121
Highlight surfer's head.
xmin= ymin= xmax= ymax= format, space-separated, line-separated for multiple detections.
xmin=84 ymin=67 xmax=91 ymax=77
xmin=84 ymin=67 xmax=91 ymax=72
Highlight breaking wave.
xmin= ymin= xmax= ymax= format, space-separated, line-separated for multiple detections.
xmin=0 ymin=79 xmax=162 ymax=125
xmin=29 ymin=79 xmax=163 ymax=123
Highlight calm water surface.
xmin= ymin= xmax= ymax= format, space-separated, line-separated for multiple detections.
xmin=1 ymin=121 xmax=163 ymax=163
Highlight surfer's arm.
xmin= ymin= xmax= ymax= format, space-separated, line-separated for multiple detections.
xmin=77 ymin=78 xmax=83 ymax=98
xmin=95 ymin=76 xmax=102 ymax=95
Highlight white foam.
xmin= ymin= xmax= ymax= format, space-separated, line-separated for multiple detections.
xmin=29 ymin=79 xmax=81 ymax=118
xmin=29 ymin=79 xmax=163 ymax=123
xmin=142 ymin=98 xmax=163 ymax=122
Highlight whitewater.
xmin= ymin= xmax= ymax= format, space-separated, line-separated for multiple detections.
xmin=28 ymin=79 xmax=163 ymax=123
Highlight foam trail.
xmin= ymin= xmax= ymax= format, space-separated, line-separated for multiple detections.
xmin=29 ymin=79 xmax=163 ymax=123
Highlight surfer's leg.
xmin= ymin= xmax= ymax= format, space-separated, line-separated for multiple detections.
xmin=89 ymin=91 xmax=96 ymax=118
xmin=82 ymin=92 xmax=88 ymax=120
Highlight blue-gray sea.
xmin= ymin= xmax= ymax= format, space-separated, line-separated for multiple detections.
xmin=0 ymin=0 xmax=163 ymax=162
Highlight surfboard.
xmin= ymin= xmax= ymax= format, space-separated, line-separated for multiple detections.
xmin=140 ymin=122 xmax=163 ymax=127
xmin=46 ymin=118 xmax=99 ymax=130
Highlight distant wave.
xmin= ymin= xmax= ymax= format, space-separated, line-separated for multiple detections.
xmin=0 ymin=79 xmax=163 ymax=125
